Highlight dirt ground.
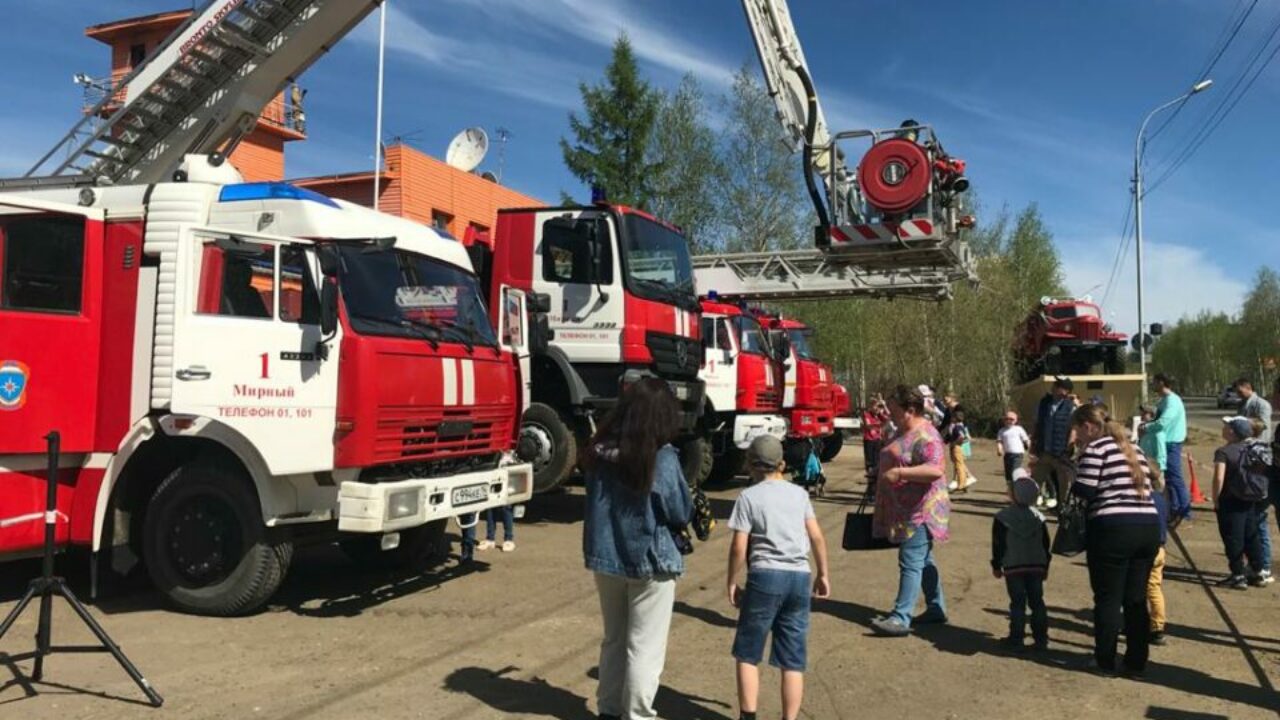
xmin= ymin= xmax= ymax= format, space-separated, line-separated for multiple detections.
xmin=1 ymin=435 xmax=1277 ymax=719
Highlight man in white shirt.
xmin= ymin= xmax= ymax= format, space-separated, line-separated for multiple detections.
xmin=997 ymin=410 xmax=1032 ymax=489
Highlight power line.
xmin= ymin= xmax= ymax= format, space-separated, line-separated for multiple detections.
xmin=1146 ymin=0 xmax=1258 ymax=145
xmin=1146 ymin=12 xmax=1280 ymax=195
xmin=1101 ymin=197 xmax=1134 ymax=310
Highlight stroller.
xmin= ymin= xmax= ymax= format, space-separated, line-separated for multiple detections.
xmin=786 ymin=439 xmax=827 ymax=497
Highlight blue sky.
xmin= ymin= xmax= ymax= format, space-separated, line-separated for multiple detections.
xmin=2 ymin=0 xmax=1277 ymax=336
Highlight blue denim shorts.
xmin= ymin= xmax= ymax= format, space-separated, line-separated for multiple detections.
xmin=732 ymin=569 xmax=811 ymax=671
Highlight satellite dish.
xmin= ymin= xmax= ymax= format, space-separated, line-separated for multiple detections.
xmin=480 ymin=170 xmax=498 ymax=183
xmin=446 ymin=127 xmax=489 ymax=172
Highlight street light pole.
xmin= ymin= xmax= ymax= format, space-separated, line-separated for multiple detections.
xmin=1133 ymin=79 xmax=1212 ymax=403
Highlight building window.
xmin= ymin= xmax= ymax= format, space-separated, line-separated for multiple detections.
xmin=129 ymin=43 xmax=147 ymax=68
xmin=431 ymin=210 xmax=454 ymax=234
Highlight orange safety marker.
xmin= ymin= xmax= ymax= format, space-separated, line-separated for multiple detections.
xmin=1185 ymin=450 xmax=1207 ymax=504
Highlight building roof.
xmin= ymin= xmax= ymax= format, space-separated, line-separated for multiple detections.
xmin=85 ymin=10 xmax=190 ymax=44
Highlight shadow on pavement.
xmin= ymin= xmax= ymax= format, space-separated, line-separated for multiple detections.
xmin=1144 ymin=706 xmax=1230 ymax=720
xmin=674 ymin=600 xmax=736 ymax=629
xmin=441 ymin=665 xmax=734 ymax=720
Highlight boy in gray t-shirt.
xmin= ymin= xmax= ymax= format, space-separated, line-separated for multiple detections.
xmin=727 ymin=435 xmax=830 ymax=720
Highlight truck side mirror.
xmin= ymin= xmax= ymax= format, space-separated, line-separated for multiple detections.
xmin=317 ymin=244 xmax=340 ymax=278
xmin=530 ymin=314 xmax=553 ymax=354
xmin=320 ymin=279 xmax=339 ymax=336
xmin=529 ymin=292 xmax=551 ymax=314
xmin=770 ymin=331 xmax=790 ymax=361
xmin=723 ymin=349 xmax=734 ymax=366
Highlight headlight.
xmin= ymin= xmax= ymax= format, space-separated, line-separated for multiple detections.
xmin=386 ymin=488 xmax=423 ymax=521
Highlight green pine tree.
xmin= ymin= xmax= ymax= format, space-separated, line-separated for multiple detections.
xmin=560 ymin=33 xmax=660 ymax=208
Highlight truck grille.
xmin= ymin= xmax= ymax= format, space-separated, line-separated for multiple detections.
xmin=645 ymin=331 xmax=700 ymax=379
xmin=375 ymin=404 xmax=514 ymax=462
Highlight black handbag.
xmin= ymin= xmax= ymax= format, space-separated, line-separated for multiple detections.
xmin=1051 ymin=495 xmax=1088 ymax=556
xmin=842 ymin=492 xmax=893 ymax=551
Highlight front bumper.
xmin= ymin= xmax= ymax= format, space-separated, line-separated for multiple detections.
xmin=788 ymin=408 xmax=834 ymax=439
xmin=834 ymin=416 xmax=859 ymax=430
xmin=732 ymin=414 xmax=789 ymax=448
xmin=338 ymin=463 xmax=534 ymax=533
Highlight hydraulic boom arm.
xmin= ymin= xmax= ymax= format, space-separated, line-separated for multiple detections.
xmin=14 ymin=0 xmax=381 ymax=188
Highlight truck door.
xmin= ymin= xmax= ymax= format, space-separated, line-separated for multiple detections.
xmin=533 ymin=212 xmax=622 ymax=363
xmin=700 ymin=316 xmax=736 ymax=412
xmin=169 ymin=227 xmax=338 ymax=475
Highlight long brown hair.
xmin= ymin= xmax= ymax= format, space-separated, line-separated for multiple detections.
xmin=580 ymin=377 xmax=680 ymax=495
xmin=1072 ymin=403 xmax=1149 ymax=499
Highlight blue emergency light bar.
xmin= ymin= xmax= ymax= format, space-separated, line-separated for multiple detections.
xmin=219 ymin=182 xmax=340 ymax=208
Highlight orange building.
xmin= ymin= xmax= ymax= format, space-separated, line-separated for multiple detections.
xmin=87 ymin=10 xmax=544 ymax=234
xmin=294 ymin=143 xmax=544 ymax=241
xmin=85 ymin=10 xmax=306 ymax=182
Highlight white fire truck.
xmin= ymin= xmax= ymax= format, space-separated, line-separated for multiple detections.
xmin=0 ymin=0 xmax=532 ymax=616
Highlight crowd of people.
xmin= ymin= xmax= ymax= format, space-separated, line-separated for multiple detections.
xmin=575 ymin=374 xmax=1278 ymax=720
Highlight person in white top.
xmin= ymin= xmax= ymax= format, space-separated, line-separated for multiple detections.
xmin=997 ymin=410 xmax=1032 ymax=491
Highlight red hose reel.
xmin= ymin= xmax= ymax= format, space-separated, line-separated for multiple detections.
xmin=857 ymin=138 xmax=931 ymax=214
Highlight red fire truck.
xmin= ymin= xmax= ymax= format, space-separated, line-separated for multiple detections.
xmin=696 ymin=296 xmax=787 ymax=483
xmin=0 ymin=0 xmax=533 ymax=616
xmin=472 ymin=203 xmax=706 ymax=491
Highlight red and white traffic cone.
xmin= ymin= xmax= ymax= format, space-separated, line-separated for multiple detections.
xmin=1186 ymin=450 xmax=1207 ymax=504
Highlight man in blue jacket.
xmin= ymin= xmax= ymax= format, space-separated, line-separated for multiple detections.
xmin=1145 ymin=373 xmax=1190 ymax=527
xmin=1030 ymin=377 xmax=1076 ymax=509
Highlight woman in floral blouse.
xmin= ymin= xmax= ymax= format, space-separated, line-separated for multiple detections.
xmin=870 ymin=384 xmax=951 ymax=637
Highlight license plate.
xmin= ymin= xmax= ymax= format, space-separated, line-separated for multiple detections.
xmin=452 ymin=483 xmax=489 ymax=506
xmin=674 ymin=385 xmax=689 ymax=400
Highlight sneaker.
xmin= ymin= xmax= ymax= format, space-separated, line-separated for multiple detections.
xmin=1216 ymin=575 xmax=1248 ymax=590
xmin=1251 ymin=570 xmax=1274 ymax=586
xmin=1167 ymin=515 xmax=1182 ymax=532
xmin=960 ymin=475 xmax=978 ymax=491
xmin=947 ymin=480 xmax=959 ymax=491
xmin=870 ymin=616 xmax=911 ymax=637
xmin=914 ymin=608 xmax=949 ymax=625
xmin=1032 ymin=637 xmax=1049 ymax=652
xmin=1036 ymin=495 xmax=1046 ymax=508
xmin=1120 ymin=663 xmax=1147 ymax=680
xmin=1088 ymin=659 xmax=1118 ymax=678
xmin=476 ymin=540 xmax=495 ymax=551
xmin=1149 ymin=631 xmax=1166 ymax=646
xmin=501 ymin=540 xmax=516 ymax=552
xmin=1045 ymin=497 xmax=1059 ymax=509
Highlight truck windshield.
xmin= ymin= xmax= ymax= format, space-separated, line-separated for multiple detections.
xmin=788 ymin=329 xmax=817 ymax=360
xmin=734 ymin=315 xmax=770 ymax=355
xmin=337 ymin=246 xmax=497 ymax=346
xmin=621 ymin=215 xmax=697 ymax=310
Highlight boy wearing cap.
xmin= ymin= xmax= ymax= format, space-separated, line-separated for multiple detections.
xmin=991 ymin=470 xmax=1051 ymax=651
xmin=727 ymin=435 xmax=831 ymax=720
xmin=1212 ymin=416 xmax=1270 ymax=589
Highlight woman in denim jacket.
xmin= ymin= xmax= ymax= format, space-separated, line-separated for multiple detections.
xmin=582 ymin=378 xmax=693 ymax=720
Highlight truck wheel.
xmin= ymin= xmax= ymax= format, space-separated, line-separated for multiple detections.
xmin=707 ymin=446 xmax=744 ymax=486
xmin=679 ymin=436 xmax=713 ymax=489
xmin=523 ymin=402 xmax=577 ymax=493
xmin=818 ymin=432 xmax=844 ymax=462
xmin=1104 ymin=346 xmax=1126 ymax=375
xmin=339 ymin=519 xmax=448 ymax=571
xmin=142 ymin=461 xmax=291 ymax=616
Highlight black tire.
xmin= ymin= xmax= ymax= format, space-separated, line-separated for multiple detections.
xmin=142 ymin=461 xmax=291 ymax=616
xmin=339 ymin=519 xmax=448 ymax=571
xmin=1104 ymin=346 xmax=1126 ymax=375
xmin=706 ymin=446 xmax=744 ymax=486
xmin=522 ymin=402 xmax=578 ymax=493
xmin=818 ymin=432 xmax=844 ymax=463
xmin=679 ymin=436 xmax=713 ymax=489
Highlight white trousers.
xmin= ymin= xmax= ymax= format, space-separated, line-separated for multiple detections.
xmin=594 ymin=572 xmax=677 ymax=719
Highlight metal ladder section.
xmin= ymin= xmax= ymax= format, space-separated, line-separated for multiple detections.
xmin=692 ymin=249 xmax=960 ymax=303
xmin=13 ymin=0 xmax=379 ymax=188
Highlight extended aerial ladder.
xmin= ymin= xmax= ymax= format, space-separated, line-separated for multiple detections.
xmin=4 ymin=0 xmax=381 ymax=189
xmin=701 ymin=0 xmax=977 ymax=302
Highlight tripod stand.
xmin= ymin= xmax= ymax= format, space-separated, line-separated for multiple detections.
xmin=0 ymin=431 xmax=163 ymax=707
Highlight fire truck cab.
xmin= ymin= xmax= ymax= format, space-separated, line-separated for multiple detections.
xmin=479 ymin=203 xmax=706 ymax=491
xmin=697 ymin=296 xmax=787 ymax=483
xmin=762 ymin=315 xmax=835 ymax=447
xmin=0 ymin=159 xmax=533 ymax=615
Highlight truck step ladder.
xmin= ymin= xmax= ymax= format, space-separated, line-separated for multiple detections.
xmin=8 ymin=0 xmax=381 ymax=189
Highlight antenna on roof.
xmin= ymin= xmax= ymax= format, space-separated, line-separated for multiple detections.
xmin=446 ymin=127 xmax=489 ymax=173
xmin=495 ymin=126 xmax=512 ymax=183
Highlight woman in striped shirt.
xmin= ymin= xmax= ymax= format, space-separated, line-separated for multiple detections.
xmin=1070 ymin=403 xmax=1161 ymax=677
